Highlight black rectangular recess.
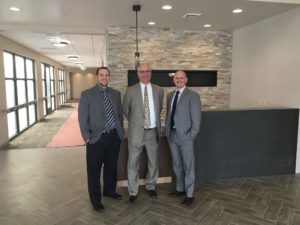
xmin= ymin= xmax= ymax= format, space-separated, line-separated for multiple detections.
xmin=127 ymin=70 xmax=217 ymax=87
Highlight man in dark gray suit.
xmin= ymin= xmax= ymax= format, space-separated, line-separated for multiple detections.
xmin=123 ymin=63 xmax=164 ymax=203
xmin=78 ymin=67 xmax=123 ymax=212
xmin=165 ymin=70 xmax=201 ymax=206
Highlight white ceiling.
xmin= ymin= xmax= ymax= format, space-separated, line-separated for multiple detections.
xmin=0 ymin=0 xmax=299 ymax=69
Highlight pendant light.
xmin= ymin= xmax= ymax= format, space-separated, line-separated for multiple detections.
xmin=132 ymin=4 xmax=141 ymax=69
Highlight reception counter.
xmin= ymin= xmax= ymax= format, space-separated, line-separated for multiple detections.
xmin=117 ymin=108 xmax=299 ymax=182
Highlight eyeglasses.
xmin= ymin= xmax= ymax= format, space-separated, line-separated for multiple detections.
xmin=139 ymin=70 xmax=152 ymax=73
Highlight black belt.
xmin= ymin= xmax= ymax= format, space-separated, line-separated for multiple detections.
xmin=102 ymin=129 xmax=116 ymax=134
xmin=171 ymin=127 xmax=176 ymax=131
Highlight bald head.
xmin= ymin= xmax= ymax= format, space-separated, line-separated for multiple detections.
xmin=173 ymin=70 xmax=188 ymax=89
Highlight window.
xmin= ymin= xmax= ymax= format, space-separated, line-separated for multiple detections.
xmin=58 ymin=69 xmax=65 ymax=105
xmin=3 ymin=51 xmax=37 ymax=139
xmin=41 ymin=63 xmax=56 ymax=115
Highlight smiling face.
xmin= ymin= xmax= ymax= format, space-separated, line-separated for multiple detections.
xmin=97 ymin=68 xmax=110 ymax=87
xmin=173 ymin=70 xmax=188 ymax=89
xmin=138 ymin=64 xmax=152 ymax=85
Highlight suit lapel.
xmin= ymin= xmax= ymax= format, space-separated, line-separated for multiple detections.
xmin=136 ymin=84 xmax=144 ymax=113
xmin=177 ymin=88 xmax=188 ymax=108
xmin=152 ymin=84 xmax=159 ymax=114
xmin=93 ymin=85 xmax=105 ymax=115
xmin=167 ymin=91 xmax=175 ymax=117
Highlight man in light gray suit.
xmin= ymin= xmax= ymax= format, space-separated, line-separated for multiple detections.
xmin=123 ymin=63 xmax=164 ymax=203
xmin=165 ymin=70 xmax=201 ymax=206
xmin=78 ymin=67 xmax=123 ymax=212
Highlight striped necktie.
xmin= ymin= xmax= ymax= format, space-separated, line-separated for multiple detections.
xmin=143 ymin=85 xmax=151 ymax=129
xmin=103 ymin=89 xmax=115 ymax=128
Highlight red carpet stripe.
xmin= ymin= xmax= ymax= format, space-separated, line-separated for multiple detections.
xmin=46 ymin=108 xmax=85 ymax=147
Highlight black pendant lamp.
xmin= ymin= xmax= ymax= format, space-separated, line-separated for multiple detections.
xmin=132 ymin=4 xmax=141 ymax=69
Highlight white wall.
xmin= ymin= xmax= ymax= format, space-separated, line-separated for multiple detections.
xmin=69 ymin=69 xmax=97 ymax=99
xmin=231 ymin=7 xmax=300 ymax=108
xmin=230 ymin=7 xmax=300 ymax=173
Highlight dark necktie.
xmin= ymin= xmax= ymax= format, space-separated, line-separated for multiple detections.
xmin=170 ymin=91 xmax=180 ymax=129
xmin=103 ymin=89 xmax=115 ymax=128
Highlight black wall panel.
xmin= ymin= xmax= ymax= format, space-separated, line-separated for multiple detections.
xmin=128 ymin=70 xmax=217 ymax=87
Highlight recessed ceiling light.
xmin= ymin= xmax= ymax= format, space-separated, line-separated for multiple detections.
xmin=9 ymin=7 xmax=20 ymax=12
xmin=148 ymin=21 xmax=156 ymax=25
xmin=51 ymin=39 xmax=70 ymax=47
xmin=67 ymin=55 xmax=79 ymax=60
xmin=162 ymin=5 xmax=172 ymax=10
xmin=203 ymin=24 xmax=212 ymax=28
xmin=52 ymin=41 xmax=69 ymax=47
xmin=233 ymin=8 xmax=243 ymax=14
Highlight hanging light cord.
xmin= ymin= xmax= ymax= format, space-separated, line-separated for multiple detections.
xmin=135 ymin=8 xmax=139 ymax=57
xmin=133 ymin=4 xmax=141 ymax=69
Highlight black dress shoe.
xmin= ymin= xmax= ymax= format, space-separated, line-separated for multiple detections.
xmin=168 ymin=191 xmax=186 ymax=197
xmin=93 ymin=203 xmax=105 ymax=212
xmin=103 ymin=192 xmax=122 ymax=200
xmin=128 ymin=195 xmax=136 ymax=204
xmin=147 ymin=190 xmax=157 ymax=199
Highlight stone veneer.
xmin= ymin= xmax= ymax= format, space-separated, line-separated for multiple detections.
xmin=107 ymin=26 xmax=232 ymax=113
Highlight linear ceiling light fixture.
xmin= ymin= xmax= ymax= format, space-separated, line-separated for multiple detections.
xmin=183 ymin=13 xmax=202 ymax=19
xmin=133 ymin=4 xmax=141 ymax=69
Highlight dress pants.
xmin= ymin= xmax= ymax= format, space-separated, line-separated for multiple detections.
xmin=86 ymin=131 xmax=121 ymax=206
xmin=127 ymin=129 xmax=159 ymax=196
xmin=168 ymin=130 xmax=195 ymax=198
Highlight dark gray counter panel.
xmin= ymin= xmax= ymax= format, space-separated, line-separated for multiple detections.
xmin=117 ymin=109 xmax=299 ymax=182
xmin=195 ymin=109 xmax=299 ymax=181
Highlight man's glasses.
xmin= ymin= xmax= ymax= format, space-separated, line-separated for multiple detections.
xmin=139 ymin=70 xmax=152 ymax=73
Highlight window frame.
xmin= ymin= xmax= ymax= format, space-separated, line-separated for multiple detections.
xmin=58 ymin=69 xmax=66 ymax=105
xmin=3 ymin=50 xmax=37 ymax=140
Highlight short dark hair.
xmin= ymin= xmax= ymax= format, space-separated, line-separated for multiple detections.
xmin=96 ymin=67 xmax=110 ymax=76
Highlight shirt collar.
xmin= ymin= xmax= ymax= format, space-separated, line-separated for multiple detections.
xmin=140 ymin=82 xmax=151 ymax=88
xmin=175 ymin=86 xmax=186 ymax=94
xmin=97 ymin=84 xmax=108 ymax=92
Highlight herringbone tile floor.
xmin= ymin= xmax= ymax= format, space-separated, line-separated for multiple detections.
xmin=1 ymin=147 xmax=300 ymax=225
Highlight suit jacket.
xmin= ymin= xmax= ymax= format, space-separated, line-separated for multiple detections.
xmin=123 ymin=83 xmax=164 ymax=145
xmin=165 ymin=87 xmax=201 ymax=142
xmin=78 ymin=85 xmax=123 ymax=144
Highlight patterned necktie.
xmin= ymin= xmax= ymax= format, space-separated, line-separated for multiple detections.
xmin=143 ymin=85 xmax=151 ymax=129
xmin=103 ymin=89 xmax=115 ymax=128
xmin=170 ymin=91 xmax=180 ymax=129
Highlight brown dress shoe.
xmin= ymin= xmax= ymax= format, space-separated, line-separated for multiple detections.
xmin=181 ymin=197 xmax=194 ymax=206
xmin=168 ymin=191 xmax=186 ymax=197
